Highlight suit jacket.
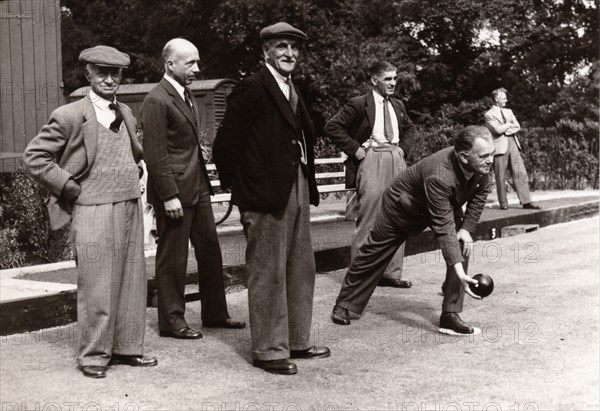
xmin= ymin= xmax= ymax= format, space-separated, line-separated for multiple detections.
xmin=22 ymin=96 xmax=142 ymax=230
xmin=324 ymin=92 xmax=415 ymax=188
xmin=484 ymin=105 xmax=521 ymax=155
xmin=141 ymin=77 xmax=213 ymax=211
xmin=383 ymin=147 xmax=491 ymax=267
xmin=213 ymin=65 xmax=319 ymax=212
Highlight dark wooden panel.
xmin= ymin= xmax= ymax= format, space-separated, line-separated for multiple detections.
xmin=0 ymin=290 xmax=77 ymax=336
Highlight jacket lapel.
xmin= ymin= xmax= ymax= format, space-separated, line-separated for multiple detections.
xmin=81 ymin=96 xmax=98 ymax=177
xmin=260 ymin=66 xmax=296 ymax=129
xmin=390 ymin=98 xmax=405 ymax=126
xmin=160 ymin=78 xmax=198 ymax=136
xmin=365 ymin=92 xmax=376 ymax=131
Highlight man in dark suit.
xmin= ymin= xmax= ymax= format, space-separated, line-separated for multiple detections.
xmin=325 ymin=61 xmax=415 ymax=289
xmin=214 ymin=22 xmax=330 ymax=375
xmin=331 ymin=126 xmax=494 ymax=335
xmin=23 ymin=46 xmax=157 ymax=378
xmin=141 ymin=38 xmax=245 ymax=340
xmin=484 ymin=88 xmax=540 ymax=210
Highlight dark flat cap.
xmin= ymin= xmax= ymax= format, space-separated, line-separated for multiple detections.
xmin=79 ymin=45 xmax=130 ymax=68
xmin=260 ymin=22 xmax=308 ymax=42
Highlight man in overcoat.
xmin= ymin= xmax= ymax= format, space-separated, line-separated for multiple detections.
xmin=214 ymin=22 xmax=330 ymax=375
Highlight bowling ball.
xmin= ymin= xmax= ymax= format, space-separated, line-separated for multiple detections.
xmin=469 ymin=274 xmax=494 ymax=298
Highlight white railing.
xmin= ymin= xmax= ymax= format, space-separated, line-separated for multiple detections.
xmin=142 ymin=157 xmax=352 ymax=244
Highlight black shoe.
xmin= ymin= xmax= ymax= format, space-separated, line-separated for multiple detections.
xmin=523 ymin=202 xmax=541 ymax=210
xmin=203 ymin=318 xmax=246 ymax=329
xmin=439 ymin=312 xmax=474 ymax=335
xmin=331 ymin=305 xmax=350 ymax=325
xmin=110 ymin=354 xmax=158 ymax=367
xmin=159 ymin=327 xmax=202 ymax=339
xmin=290 ymin=346 xmax=331 ymax=359
xmin=378 ymin=278 xmax=413 ymax=288
xmin=252 ymin=359 xmax=298 ymax=375
xmin=79 ymin=365 xmax=107 ymax=378
xmin=499 ymin=205 xmax=509 ymax=210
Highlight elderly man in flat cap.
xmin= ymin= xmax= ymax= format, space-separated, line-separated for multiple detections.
xmin=214 ymin=22 xmax=330 ymax=375
xmin=23 ymin=45 xmax=156 ymax=378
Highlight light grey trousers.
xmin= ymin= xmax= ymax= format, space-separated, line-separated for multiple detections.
xmin=71 ymin=199 xmax=147 ymax=367
xmin=353 ymin=146 xmax=406 ymax=280
xmin=494 ymin=136 xmax=532 ymax=207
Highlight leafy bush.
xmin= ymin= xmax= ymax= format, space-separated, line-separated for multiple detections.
xmin=0 ymin=173 xmax=71 ymax=269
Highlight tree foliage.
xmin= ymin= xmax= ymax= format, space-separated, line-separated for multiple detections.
xmin=59 ymin=0 xmax=598 ymax=179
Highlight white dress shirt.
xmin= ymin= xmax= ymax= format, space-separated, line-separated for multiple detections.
xmin=88 ymin=90 xmax=117 ymax=130
xmin=163 ymin=74 xmax=189 ymax=105
xmin=266 ymin=63 xmax=292 ymax=100
xmin=364 ymin=90 xmax=400 ymax=147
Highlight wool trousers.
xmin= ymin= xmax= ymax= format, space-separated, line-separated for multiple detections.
xmin=71 ymin=199 xmax=147 ymax=367
xmin=155 ymin=194 xmax=229 ymax=332
xmin=353 ymin=146 xmax=407 ymax=280
xmin=240 ymin=167 xmax=315 ymax=361
xmin=337 ymin=200 xmax=467 ymax=315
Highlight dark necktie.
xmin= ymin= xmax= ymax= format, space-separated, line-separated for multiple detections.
xmin=286 ymin=78 xmax=298 ymax=114
xmin=184 ymin=89 xmax=194 ymax=111
xmin=500 ymin=109 xmax=507 ymax=123
xmin=383 ymin=97 xmax=394 ymax=143
xmin=108 ymin=102 xmax=123 ymax=133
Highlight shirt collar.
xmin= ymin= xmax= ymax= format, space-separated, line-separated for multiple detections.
xmin=88 ymin=89 xmax=115 ymax=110
xmin=266 ymin=63 xmax=291 ymax=85
xmin=372 ymin=90 xmax=387 ymax=104
xmin=163 ymin=73 xmax=186 ymax=99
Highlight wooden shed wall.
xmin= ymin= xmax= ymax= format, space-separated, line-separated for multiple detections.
xmin=0 ymin=0 xmax=63 ymax=172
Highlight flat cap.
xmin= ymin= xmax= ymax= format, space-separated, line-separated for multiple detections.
xmin=260 ymin=22 xmax=308 ymax=42
xmin=78 ymin=45 xmax=130 ymax=68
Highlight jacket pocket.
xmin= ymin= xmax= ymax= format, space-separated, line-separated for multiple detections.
xmin=170 ymin=163 xmax=186 ymax=174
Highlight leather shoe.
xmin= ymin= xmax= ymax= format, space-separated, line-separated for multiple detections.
xmin=523 ymin=202 xmax=541 ymax=210
xmin=499 ymin=205 xmax=509 ymax=210
xmin=252 ymin=359 xmax=298 ymax=375
xmin=159 ymin=327 xmax=202 ymax=339
xmin=110 ymin=354 xmax=158 ymax=367
xmin=290 ymin=345 xmax=330 ymax=359
xmin=203 ymin=318 xmax=246 ymax=329
xmin=79 ymin=365 xmax=106 ymax=378
xmin=378 ymin=278 xmax=412 ymax=288
xmin=331 ymin=305 xmax=350 ymax=325
xmin=439 ymin=312 xmax=474 ymax=335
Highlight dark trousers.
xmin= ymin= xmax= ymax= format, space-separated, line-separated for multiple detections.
xmin=155 ymin=195 xmax=229 ymax=332
xmin=336 ymin=203 xmax=466 ymax=315
xmin=240 ymin=167 xmax=315 ymax=361
xmin=494 ymin=136 xmax=532 ymax=207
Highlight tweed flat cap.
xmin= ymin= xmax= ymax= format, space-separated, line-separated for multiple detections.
xmin=79 ymin=45 xmax=130 ymax=68
xmin=260 ymin=22 xmax=308 ymax=42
